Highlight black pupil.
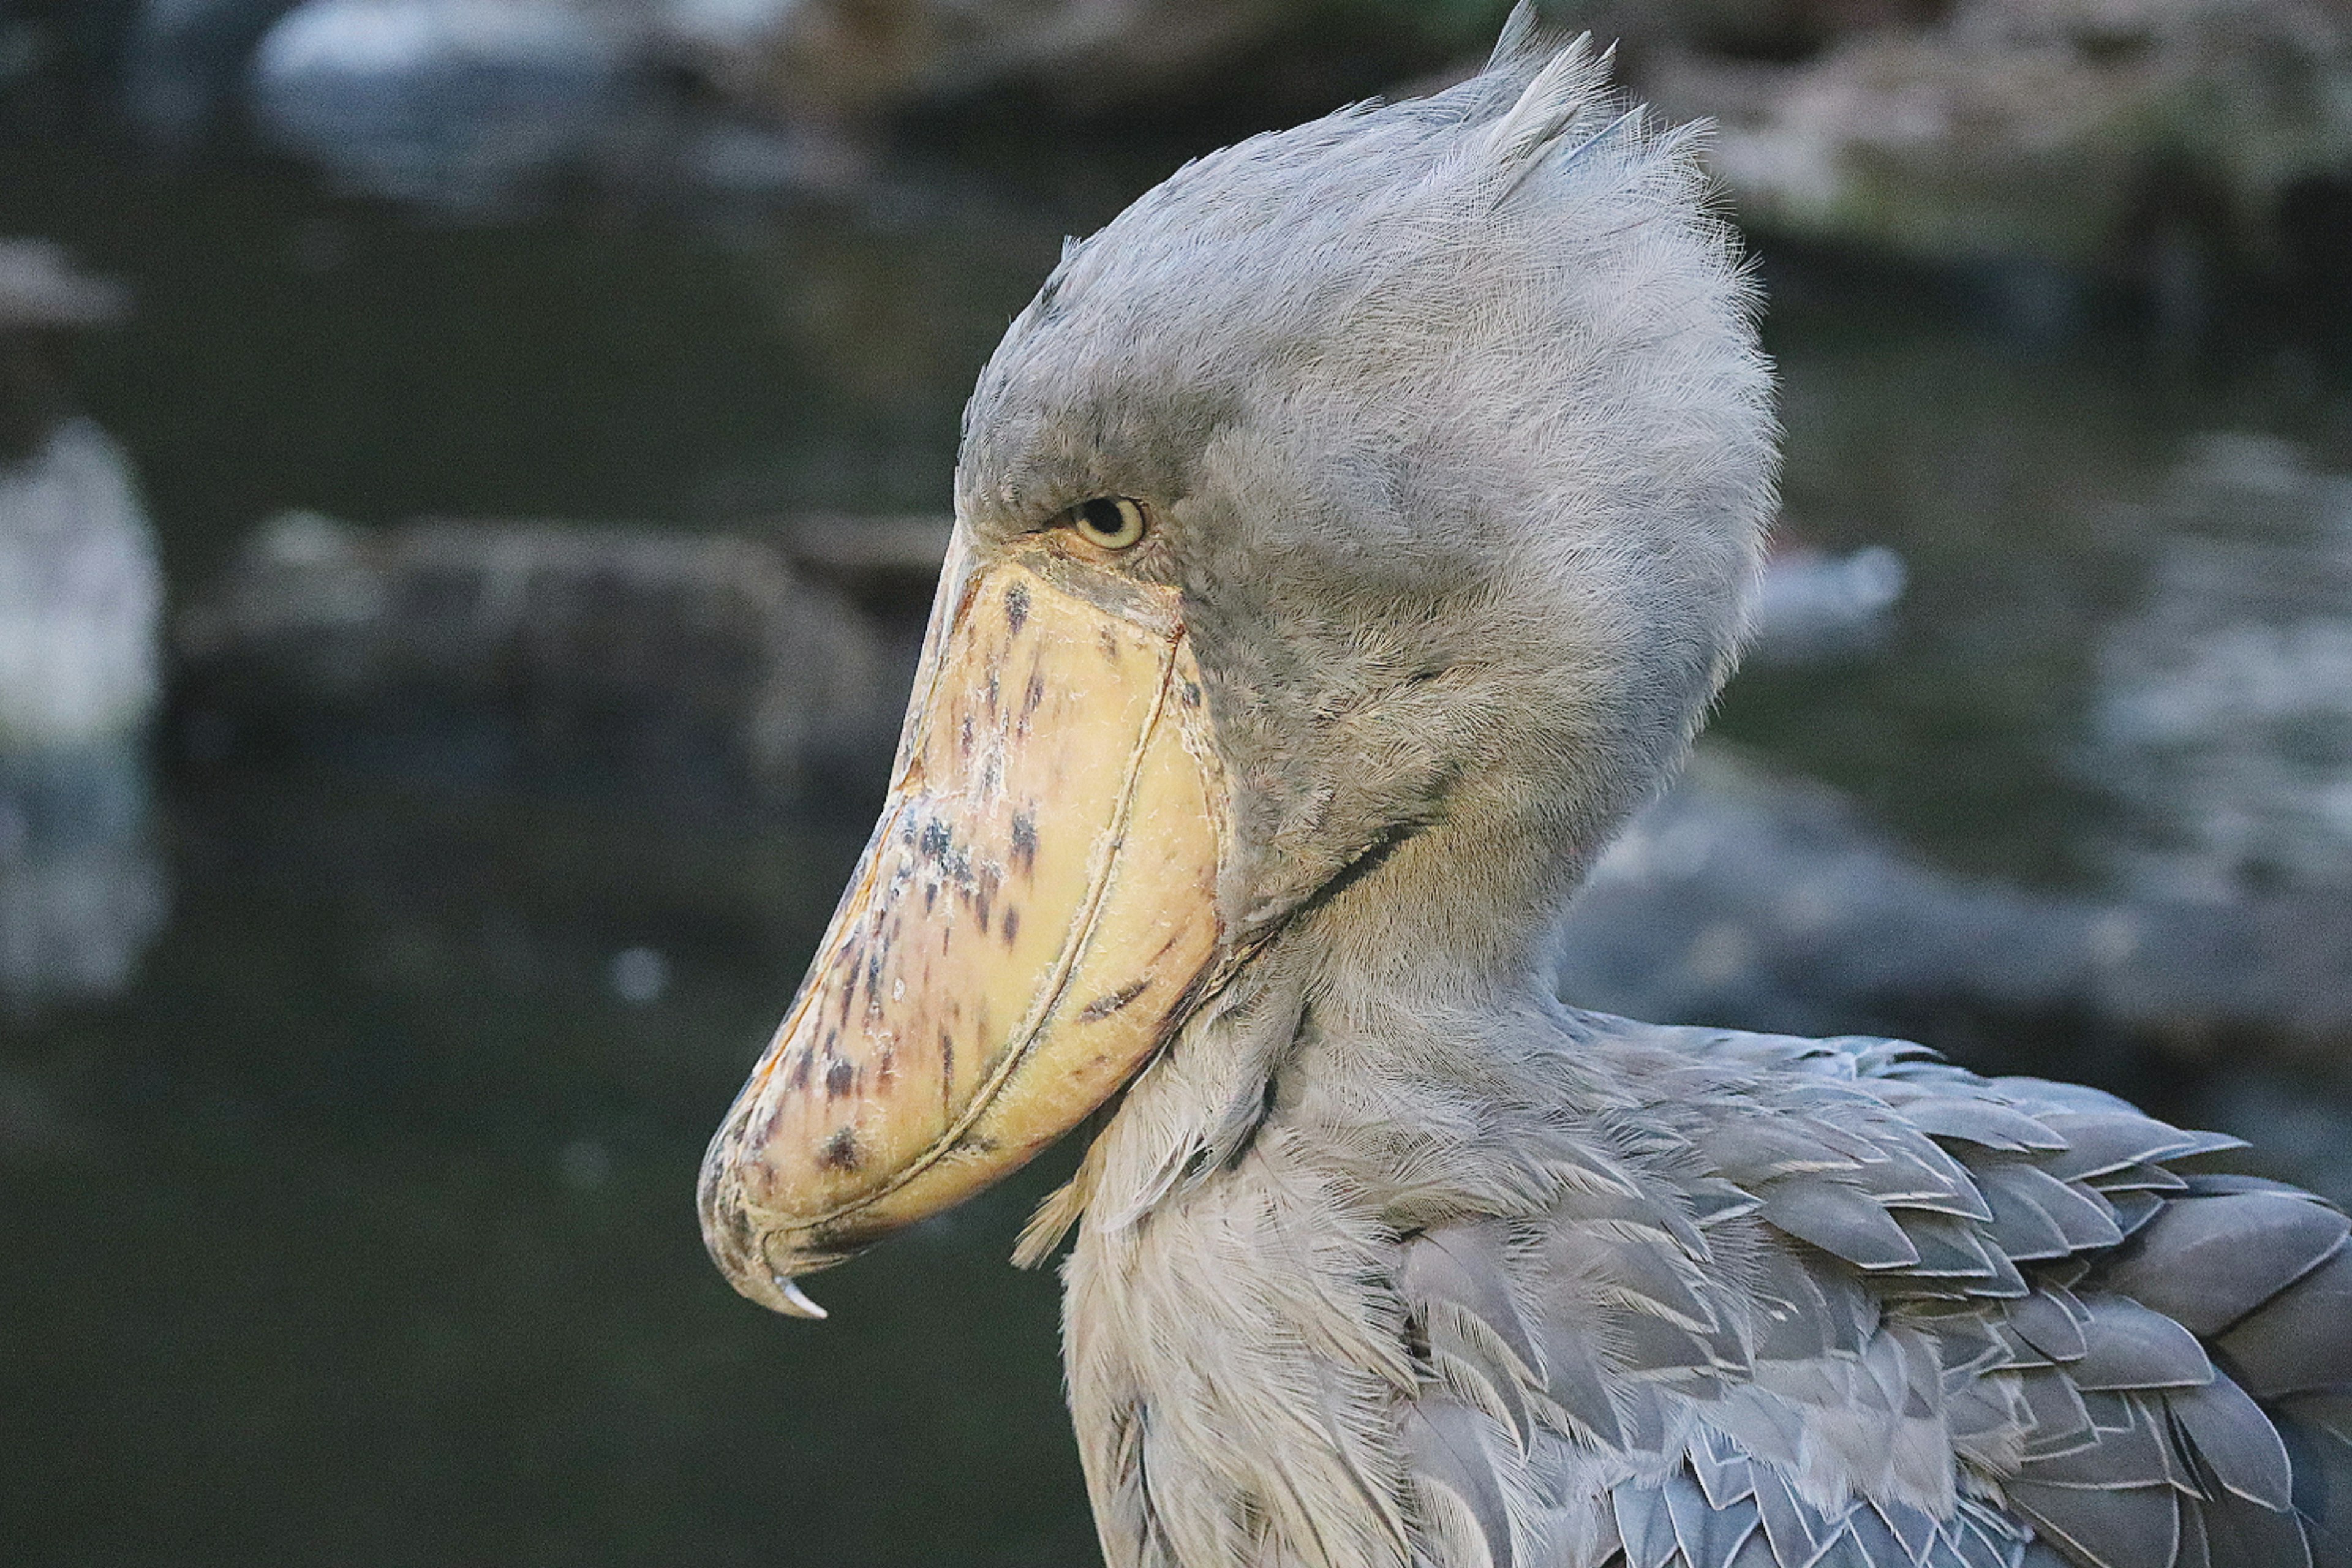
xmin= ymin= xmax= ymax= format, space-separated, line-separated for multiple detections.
xmin=1079 ymin=499 xmax=1128 ymax=539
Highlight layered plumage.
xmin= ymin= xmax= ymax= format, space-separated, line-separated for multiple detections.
xmin=744 ymin=11 xmax=2352 ymax=1566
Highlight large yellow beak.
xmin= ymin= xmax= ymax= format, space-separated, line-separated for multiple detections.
xmin=699 ymin=528 xmax=1230 ymax=1316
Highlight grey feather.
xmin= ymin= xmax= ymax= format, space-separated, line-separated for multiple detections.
xmin=1480 ymin=0 xmax=1542 ymax=74
xmin=1978 ymin=1173 xmax=2081 ymax=1264
xmin=2104 ymin=1189 xmax=2168 ymax=1239
xmin=2007 ymin=1290 xmax=2089 ymax=1364
xmin=1616 ymin=1483 xmax=1682 ymax=1568
xmin=1404 ymin=1223 xmax=1546 ymax=1378
xmin=1404 ymin=1400 xmax=1518 ymax=1568
xmin=1758 ymin=1180 xmax=1923 ymax=1270
xmin=2182 ymin=1172 xmax=2316 ymax=1199
xmin=2169 ymin=1374 xmax=2295 ymax=1510
xmin=2100 ymin=1192 xmax=2351 ymax=1335
xmin=1690 ymin=1430 xmax=1758 ymax=1510
xmin=1536 ymin=1312 xmax=1626 ymax=1447
xmin=2005 ymin=1481 xmax=2180 ymax=1568
xmin=1980 ymin=1165 xmax=2127 ymax=1254
xmin=1750 ymin=1468 xmax=1834 ymax=1567
xmin=1888 ymin=1098 xmax=2067 ymax=1155
xmin=2087 ymin=1162 xmax=2189 ymax=1196
xmin=2214 ymin=1246 xmax=2352 ymax=1398
xmin=1664 ymin=1470 xmax=1763 ymax=1568
xmin=2188 ymin=1465 xmax=2313 ymax=1568
xmin=2036 ymin=1112 xmax=2216 ymax=1184
xmin=1899 ymin=1213 xmax=2003 ymax=1284
xmin=2015 ymin=1391 xmax=2177 ymax=1488
xmin=1716 ymin=1121 xmax=1864 ymax=1183
xmin=2067 ymin=1295 xmax=2215 ymax=1392
xmin=2015 ymin=1366 xmax=2098 ymax=1458
xmin=2278 ymin=1393 xmax=2352 ymax=1562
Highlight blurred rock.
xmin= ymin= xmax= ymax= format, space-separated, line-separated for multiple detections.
xmin=249 ymin=0 xmax=638 ymax=203
xmin=123 ymin=0 xmax=303 ymax=146
xmin=676 ymin=0 xmax=1312 ymax=124
xmin=1562 ymin=748 xmax=2090 ymax=1036
xmin=0 ymin=741 xmax=170 ymax=1011
xmin=0 ymin=243 xmax=170 ymax=1009
xmin=2083 ymin=432 xmax=2352 ymax=900
xmin=0 ymin=420 xmax=163 ymax=752
xmin=1560 ymin=745 xmax=2352 ymax=1067
xmin=178 ymin=0 xmax=1486 ymax=200
xmin=178 ymin=511 xmax=902 ymax=797
xmin=0 ymin=1061 xmax=99 ymax=1160
xmin=0 ymin=239 xmax=132 ymax=330
xmin=1747 ymin=541 xmax=1905 ymax=663
xmin=1637 ymin=0 xmax=2352 ymax=297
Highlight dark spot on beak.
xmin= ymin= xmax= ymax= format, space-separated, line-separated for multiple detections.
xmin=1023 ymin=669 xmax=1046 ymax=723
xmin=818 ymin=1128 xmax=862 ymax=1170
xmin=1002 ymin=906 xmax=1020 ymax=946
xmin=825 ymin=1059 xmax=856 ymax=1099
xmin=1006 ymin=581 xmax=1030 ymax=634
xmin=939 ymin=1033 xmax=955 ymax=1092
xmin=1098 ymin=626 xmax=1121 ymax=662
xmin=960 ymin=715 xmax=974 ymax=757
xmin=1078 ymin=978 xmax=1151 ymax=1023
xmin=1009 ymin=811 xmax=1038 ymax=875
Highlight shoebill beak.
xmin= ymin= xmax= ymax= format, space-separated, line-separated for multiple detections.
xmin=698 ymin=526 xmax=1231 ymax=1317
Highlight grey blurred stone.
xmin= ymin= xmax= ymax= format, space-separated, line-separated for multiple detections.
xmin=0 ymin=741 xmax=170 ymax=1012
xmin=249 ymin=0 xmax=638 ymax=203
xmin=669 ymin=0 xmax=1316 ymax=124
xmin=1559 ymin=745 xmax=2352 ymax=1066
xmin=1636 ymin=0 xmax=2352 ymax=290
xmin=0 ymin=251 xmax=169 ymax=1012
xmin=1560 ymin=747 xmax=2097 ymax=1035
xmin=0 ymin=420 xmax=162 ymax=752
xmin=0 ymin=241 xmax=130 ymax=330
xmin=1746 ymin=542 xmax=1906 ymax=663
xmin=2084 ymin=434 xmax=2352 ymax=901
xmin=178 ymin=511 xmax=902 ymax=793
xmin=123 ymin=0 xmax=306 ymax=147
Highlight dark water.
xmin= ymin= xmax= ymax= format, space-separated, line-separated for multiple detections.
xmin=4 ymin=131 xmax=2351 ymax=1566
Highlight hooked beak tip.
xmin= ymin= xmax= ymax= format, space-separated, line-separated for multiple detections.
xmin=772 ymin=1275 xmax=829 ymax=1320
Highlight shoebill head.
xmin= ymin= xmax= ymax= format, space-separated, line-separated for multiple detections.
xmin=701 ymin=18 xmax=1777 ymax=1316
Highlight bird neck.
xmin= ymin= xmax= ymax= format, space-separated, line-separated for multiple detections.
xmin=1299 ymin=801 xmax=1586 ymax=1000
xmin=1072 ymin=788 xmax=1608 ymax=1246
xmin=1061 ymin=814 xmax=1604 ymax=1568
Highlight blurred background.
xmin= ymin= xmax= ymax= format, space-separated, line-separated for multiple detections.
xmin=2 ymin=0 xmax=2350 ymax=1562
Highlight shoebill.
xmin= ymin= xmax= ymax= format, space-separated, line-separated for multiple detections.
xmin=698 ymin=14 xmax=2352 ymax=1567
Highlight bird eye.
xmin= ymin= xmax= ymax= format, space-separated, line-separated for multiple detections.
xmin=1065 ymin=497 xmax=1148 ymax=551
